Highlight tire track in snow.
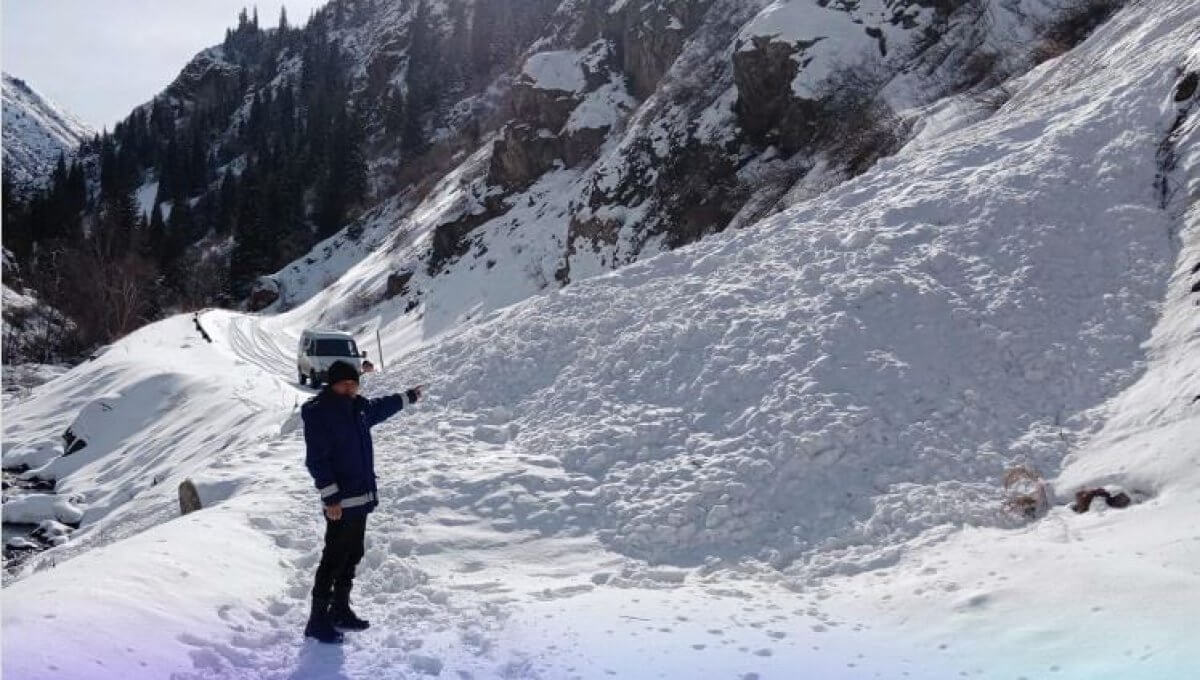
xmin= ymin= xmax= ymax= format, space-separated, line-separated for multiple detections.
xmin=170 ymin=315 xmax=551 ymax=679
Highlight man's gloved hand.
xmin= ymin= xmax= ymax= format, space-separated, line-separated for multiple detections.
xmin=406 ymin=385 xmax=425 ymax=403
xmin=324 ymin=503 xmax=343 ymax=521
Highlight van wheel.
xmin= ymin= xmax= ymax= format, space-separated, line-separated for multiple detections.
xmin=299 ymin=371 xmax=308 ymax=386
xmin=310 ymin=370 xmax=321 ymax=388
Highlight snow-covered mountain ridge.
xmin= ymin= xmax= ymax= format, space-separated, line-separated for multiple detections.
xmin=1 ymin=73 xmax=93 ymax=195
xmin=3 ymin=1 xmax=1199 ymax=678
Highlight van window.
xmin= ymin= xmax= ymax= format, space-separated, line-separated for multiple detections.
xmin=313 ymin=338 xmax=358 ymax=357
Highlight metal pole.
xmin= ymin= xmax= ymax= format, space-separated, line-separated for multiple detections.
xmin=376 ymin=327 xmax=385 ymax=371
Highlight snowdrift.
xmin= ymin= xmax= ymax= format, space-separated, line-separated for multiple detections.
xmin=2 ymin=312 xmax=297 ymax=567
xmin=369 ymin=0 xmax=1191 ymax=575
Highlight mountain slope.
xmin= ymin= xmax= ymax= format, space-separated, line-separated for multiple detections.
xmin=265 ymin=0 xmax=1090 ymax=326
xmin=3 ymin=1 xmax=1198 ymax=678
xmin=5 ymin=0 xmax=1110 ymax=358
xmin=1 ymin=73 xmax=94 ymax=194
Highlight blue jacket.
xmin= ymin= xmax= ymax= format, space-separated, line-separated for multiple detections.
xmin=302 ymin=388 xmax=415 ymax=517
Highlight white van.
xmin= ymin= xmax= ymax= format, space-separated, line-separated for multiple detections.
xmin=297 ymin=329 xmax=368 ymax=387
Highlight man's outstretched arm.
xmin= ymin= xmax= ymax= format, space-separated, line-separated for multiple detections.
xmin=363 ymin=385 xmax=424 ymax=427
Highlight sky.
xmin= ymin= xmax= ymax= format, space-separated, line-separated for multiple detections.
xmin=2 ymin=0 xmax=329 ymax=131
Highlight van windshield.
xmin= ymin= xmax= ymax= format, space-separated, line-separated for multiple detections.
xmin=312 ymin=339 xmax=358 ymax=357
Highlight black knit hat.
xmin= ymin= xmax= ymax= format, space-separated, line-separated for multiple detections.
xmin=327 ymin=360 xmax=360 ymax=385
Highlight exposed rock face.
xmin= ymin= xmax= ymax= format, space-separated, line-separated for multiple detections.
xmin=562 ymin=125 xmax=609 ymax=167
xmin=511 ymin=82 xmax=581 ymax=132
xmin=602 ymin=0 xmax=711 ymax=98
xmin=487 ymin=40 xmax=626 ymax=192
xmin=489 ymin=124 xmax=565 ymax=190
xmin=161 ymin=50 xmax=242 ymax=109
xmin=655 ymin=139 xmax=747 ymax=249
xmin=557 ymin=134 xmax=746 ymax=284
xmin=732 ymin=36 xmax=822 ymax=153
xmin=385 ymin=271 xmax=414 ymax=299
xmin=430 ymin=208 xmax=500 ymax=275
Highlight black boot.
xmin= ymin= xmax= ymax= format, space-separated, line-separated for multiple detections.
xmin=304 ymin=596 xmax=345 ymax=644
xmin=331 ymin=584 xmax=370 ymax=631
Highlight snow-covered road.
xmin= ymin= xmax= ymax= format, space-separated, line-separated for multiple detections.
xmin=170 ymin=314 xmax=920 ymax=679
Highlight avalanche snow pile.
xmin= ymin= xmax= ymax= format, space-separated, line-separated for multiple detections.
xmin=1 ymin=72 xmax=93 ymax=194
xmin=373 ymin=0 xmax=1193 ymax=577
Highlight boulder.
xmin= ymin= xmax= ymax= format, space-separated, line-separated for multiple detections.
xmin=247 ymin=276 xmax=281 ymax=311
xmin=488 ymin=124 xmax=564 ymax=190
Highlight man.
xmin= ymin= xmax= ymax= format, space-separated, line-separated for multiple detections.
xmin=302 ymin=359 xmax=424 ymax=644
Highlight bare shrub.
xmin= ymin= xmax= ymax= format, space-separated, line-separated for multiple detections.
xmin=27 ymin=238 xmax=163 ymax=356
xmin=813 ymin=62 xmax=909 ymax=177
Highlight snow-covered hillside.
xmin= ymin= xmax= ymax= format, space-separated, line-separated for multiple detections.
xmin=1 ymin=73 xmax=93 ymax=194
xmin=10 ymin=0 xmax=1106 ymax=350
xmin=3 ymin=2 xmax=1200 ymax=679
xmin=263 ymin=0 xmax=1090 ymax=333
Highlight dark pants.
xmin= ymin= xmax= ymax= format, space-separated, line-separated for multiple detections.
xmin=312 ymin=514 xmax=367 ymax=601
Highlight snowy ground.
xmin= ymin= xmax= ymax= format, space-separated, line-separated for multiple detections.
xmin=4 ymin=313 xmax=914 ymax=680
xmin=4 ymin=2 xmax=1200 ymax=679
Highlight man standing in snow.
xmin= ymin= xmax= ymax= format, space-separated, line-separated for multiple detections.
xmin=302 ymin=360 xmax=423 ymax=644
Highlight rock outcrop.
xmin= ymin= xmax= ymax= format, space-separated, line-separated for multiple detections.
xmin=732 ymin=36 xmax=821 ymax=152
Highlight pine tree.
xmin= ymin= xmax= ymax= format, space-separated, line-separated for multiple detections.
xmin=216 ymin=169 xmax=237 ymax=234
xmin=53 ymin=152 xmax=68 ymax=187
xmin=142 ymin=203 xmax=168 ymax=262
xmin=403 ymin=0 xmax=437 ymax=154
xmin=316 ymin=105 xmax=367 ymax=238
xmin=97 ymin=188 xmax=140 ymax=259
xmin=229 ymin=164 xmax=272 ymax=295
xmin=1 ymin=172 xmax=33 ymax=260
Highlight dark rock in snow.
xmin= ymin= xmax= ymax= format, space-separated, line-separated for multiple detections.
xmin=489 ymin=124 xmax=564 ymax=190
xmin=511 ymin=81 xmax=581 ymax=133
xmin=247 ymin=277 xmax=281 ymax=312
xmin=1175 ymin=71 xmax=1198 ymax=101
xmin=385 ymin=271 xmax=414 ymax=300
xmin=732 ymin=36 xmax=823 ymax=153
xmin=1072 ymin=488 xmax=1133 ymax=513
xmin=179 ymin=479 xmax=203 ymax=515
